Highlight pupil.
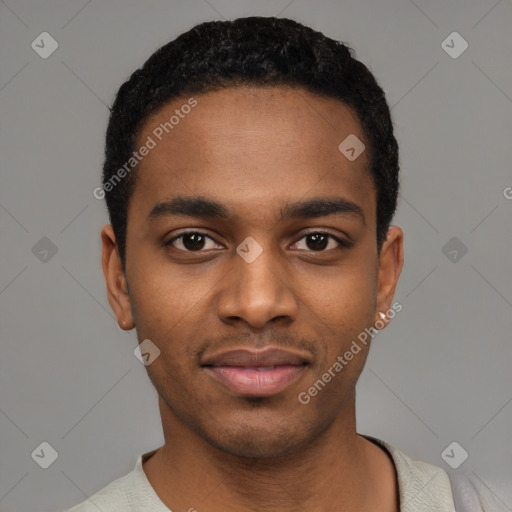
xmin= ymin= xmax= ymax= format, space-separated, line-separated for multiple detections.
xmin=183 ymin=233 xmax=205 ymax=251
xmin=307 ymin=233 xmax=328 ymax=251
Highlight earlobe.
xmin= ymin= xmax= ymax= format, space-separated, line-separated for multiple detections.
xmin=374 ymin=311 xmax=388 ymax=330
xmin=100 ymin=224 xmax=135 ymax=330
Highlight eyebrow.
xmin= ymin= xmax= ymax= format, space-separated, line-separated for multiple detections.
xmin=148 ymin=195 xmax=365 ymax=224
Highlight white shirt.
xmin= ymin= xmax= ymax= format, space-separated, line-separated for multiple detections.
xmin=67 ymin=435 xmax=489 ymax=511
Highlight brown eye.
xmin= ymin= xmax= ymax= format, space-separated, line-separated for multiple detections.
xmin=305 ymin=233 xmax=329 ymax=251
xmin=166 ymin=232 xmax=221 ymax=252
xmin=293 ymin=232 xmax=349 ymax=252
xmin=182 ymin=233 xmax=206 ymax=251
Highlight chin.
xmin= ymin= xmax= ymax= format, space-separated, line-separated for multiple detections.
xmin=197 ymin=413 xmax=321 ymax=460
xmin=205 ymin=430 xmax=306 ymax=459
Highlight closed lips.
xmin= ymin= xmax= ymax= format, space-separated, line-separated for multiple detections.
xmin=201 ymin=348 xmax=310 ymax=368
xmin=202 ymin=348 xmax=310 ymax=397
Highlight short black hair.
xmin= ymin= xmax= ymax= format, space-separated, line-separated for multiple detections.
xmin=102 ymin=16 xmax=399 ymax=269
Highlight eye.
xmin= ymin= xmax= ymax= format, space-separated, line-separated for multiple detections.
xmin=292 ymin=232 xmax=351 ymax=252
xmin=165 ymin=230 xmax=351 ymax=254
xmin=166 ymin=231 xmax=223 ymax=252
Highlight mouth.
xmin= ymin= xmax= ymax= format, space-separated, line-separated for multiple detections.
xmin=201 ymin=348 xmax=310 ymax=397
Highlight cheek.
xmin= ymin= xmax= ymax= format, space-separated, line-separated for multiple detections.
xmin=300 ymin=259 xmax=377 ymax=325
xmin=296 ymin=260 xmax=377 ymax=380
xmin=128 ymin=268 xmax=215 ymax=372
xmin=129 ymin=265 xmax=208 ymax=330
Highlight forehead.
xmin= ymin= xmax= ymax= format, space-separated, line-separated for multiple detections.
xmin=130 ymin=86 xmax=375 ymax=226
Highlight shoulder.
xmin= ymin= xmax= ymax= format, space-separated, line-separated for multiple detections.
xmin=362 ymin=435 xmax=456 ymax=512
xmin=66 ymin=470 xmax=135 ymax=512
xmin=66 ymin=449 xmax=165 ymax=512
xmin=362 ymin=435 xmax=510 ymax=512
xmin=449 ymin=472 xmax=511 ymax=512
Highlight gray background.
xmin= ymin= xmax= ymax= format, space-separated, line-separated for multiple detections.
xmin=1 ymin=0 xmax=511 ymax=510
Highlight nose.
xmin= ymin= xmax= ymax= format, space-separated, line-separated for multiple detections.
xmin=216 ymin=244 xmax=299 ymax=329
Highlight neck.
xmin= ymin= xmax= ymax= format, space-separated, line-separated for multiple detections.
xmin=143 ymin=395 xmax=398 ymax=512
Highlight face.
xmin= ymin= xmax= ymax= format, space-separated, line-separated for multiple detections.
xmin=102 ymin=86 xmax=403 ymax=459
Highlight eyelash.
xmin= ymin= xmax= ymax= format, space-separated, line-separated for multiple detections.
xmin=165 ymin=230 xmax=352 ymax=253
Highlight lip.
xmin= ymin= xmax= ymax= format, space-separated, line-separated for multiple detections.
xmin=202 ymin=348 xmax=310 ymax=397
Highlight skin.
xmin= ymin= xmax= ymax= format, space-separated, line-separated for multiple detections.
xmin=102 ymin=86 xmax=404 ymax=512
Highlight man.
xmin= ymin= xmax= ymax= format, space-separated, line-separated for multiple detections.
xmin=69 ymin=16 xmax=475 ymax=512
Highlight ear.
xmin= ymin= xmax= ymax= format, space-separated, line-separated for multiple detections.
xmin=374 ymin=226 xmax=404 ymax=329
xmin=101 ymin=224 xmax=135 ymax=330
